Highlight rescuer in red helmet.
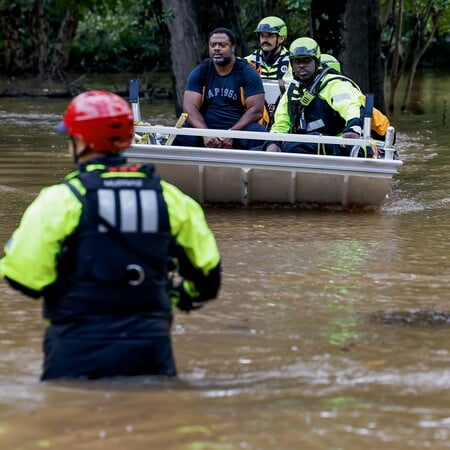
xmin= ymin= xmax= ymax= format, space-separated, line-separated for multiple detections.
xmin=0 ymin=90 xmax=221 ymax=380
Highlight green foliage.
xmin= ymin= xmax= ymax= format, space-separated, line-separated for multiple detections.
xmin=436 ymin=0 xmax=450 ymax=35
xmin=0 ymin=0 xmax=448 ymax=76
xmin=69 ymin=0 xmax=165 ymax=72
xmin=283 ymin=0 xmax=312 ymax=40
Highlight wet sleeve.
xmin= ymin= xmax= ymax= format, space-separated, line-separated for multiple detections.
xmin=320 ymin=77 xmax=365 ymax=124
xmin=0 ymin=184 xmax=82 ymax=296
xmin=161 ymin=180 xmax=221 ymax=302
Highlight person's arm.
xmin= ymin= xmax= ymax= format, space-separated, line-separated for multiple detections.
xmin=0 ymin=184 xmax=82 ymax=297
xmin=162 ymin=181 xmax=221 ymax=312
xmin=183 ymin=90 xmax=207 ymax=129
xmin=269 ymin=90 xmax=291 ymax=134
xmin=183 ymin=73 xmax=223 ymax=148
xmin=320 ymin=77 xmax=365 ymax=137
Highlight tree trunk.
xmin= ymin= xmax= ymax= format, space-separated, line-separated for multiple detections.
xmin=196 ymin=0 xmax=243 ymax=54
xmin=0 ymin=4 xmax=26 ymax=75
xmin=31 ymin=0 xmax=48 ymax=77
xmin=164 ymin=0 xmax=207 ymax=115
xmin=343 ymin=0 xmax=386 ymax=111
xmin=310 ymin=0 xmax=346 ymax=57
xmin=388 ymin=0 xmax=404 ymax=113
xmin=367 ymin=0 xmax=386 ymax=112
xmin=343 ymin=0 xmax=369 ymax=88
xmin=400 ymin=6 xmax=443 ymax=112
xmin=50 ymin=9 xmax=78 ymax=78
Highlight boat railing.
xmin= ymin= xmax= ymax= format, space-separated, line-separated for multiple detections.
xmin=133 ymin=124 xmax=397 ymax=161
xmin=129 ymin=79 xmax=398 ymax=161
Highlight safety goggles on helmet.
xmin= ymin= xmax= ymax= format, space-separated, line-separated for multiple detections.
xmin=290 ymin=47 xmax=319 ymax=59
xmin=255 ymin=23 xmax=283 ymax=34
xmin=254 ymin=17 xmax=287 ymax=37
xmin=289 ymin=37 xmax=321 ymax=60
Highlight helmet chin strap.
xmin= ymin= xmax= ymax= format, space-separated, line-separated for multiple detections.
xmin=70 ymin=136 xmax=90 ymax=164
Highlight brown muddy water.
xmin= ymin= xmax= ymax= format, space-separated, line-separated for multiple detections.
xmin=0 ymin=71 xmax=449 ymax=449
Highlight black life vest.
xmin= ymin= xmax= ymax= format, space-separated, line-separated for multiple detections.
xmin=248 ymin=48 xmax=290 ymax=79
xmin=287 ymin=68 xmax=347 ymax=135
xmin=43 ymin=162 xmax=173 ymax=322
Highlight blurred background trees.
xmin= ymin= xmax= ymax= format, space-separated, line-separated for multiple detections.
xmin=0 ymin=0 xmax=448 ymax=112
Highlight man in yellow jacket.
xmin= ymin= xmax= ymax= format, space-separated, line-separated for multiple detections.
xmin=0 ymin=90 xmax=221 ymax=380
xmin=264 ymin=37 xmax=368 ymax=156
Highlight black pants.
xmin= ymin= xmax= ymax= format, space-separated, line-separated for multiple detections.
xmin=281 ymin=136 xmax=373 ymax=158
xmin=42 ymin=322 xmax=177 ymax=380
xmin=281 ymin=140 xmax=341 ymax=156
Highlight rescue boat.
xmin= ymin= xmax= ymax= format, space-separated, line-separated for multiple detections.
xmin=124 ymin=80 xmax=402 ymax=208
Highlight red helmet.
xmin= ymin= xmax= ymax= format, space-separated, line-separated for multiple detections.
xmin=60 ymin=90 xmax=133 ymax=152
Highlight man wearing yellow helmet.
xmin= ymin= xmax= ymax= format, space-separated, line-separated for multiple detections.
xmin=245 ymin=16 xmax=291 ymax=80
xmin=0 ymin=90 xmax=221 ymax=380
xmin=264 ymin=37 xmax=370 ymax=156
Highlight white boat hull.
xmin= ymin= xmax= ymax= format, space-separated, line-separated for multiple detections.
xmin=124 ymin=144 xmax=402 ymax=207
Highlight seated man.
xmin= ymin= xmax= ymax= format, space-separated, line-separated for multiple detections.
xmin=264 ymin=37 xmax=368 ymax=156
xmin=173 ymin=27 xmax=267 ymax=150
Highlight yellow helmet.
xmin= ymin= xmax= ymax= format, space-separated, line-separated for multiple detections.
xmin=254 ymin=16 xmax=287 ymax=37
xmin=321 ymin=53 xmax=341 ymax=72
xmin=289 ymin=37 xmax=321 ymax=60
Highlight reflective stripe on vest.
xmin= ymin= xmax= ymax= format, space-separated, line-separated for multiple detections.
xmin=97 ymin=189 xmax=158 ymax=233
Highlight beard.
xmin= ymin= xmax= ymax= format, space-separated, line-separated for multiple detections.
xmin=213 ymin=55 xmax=233 ymax=66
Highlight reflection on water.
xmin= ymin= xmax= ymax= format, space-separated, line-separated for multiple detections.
xmin=0 ymin=72 xmax=449 ymax=449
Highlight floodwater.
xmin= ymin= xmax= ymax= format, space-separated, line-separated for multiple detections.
xmin=0 ymin=71 xmax=449 ymax=449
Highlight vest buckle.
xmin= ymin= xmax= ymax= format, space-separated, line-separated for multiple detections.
xmin=126 ymin=264 xmax=145 ymax=286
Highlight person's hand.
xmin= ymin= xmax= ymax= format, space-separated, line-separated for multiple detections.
xmin=342 ymin=132 xmax=360 ymax=139
xmin=218 ymin=137 xmax=233 ymax=149
xmin=170 ymin=282 xmax=207 ymax=313
xmin=203 ymin=136 xmax=221 ymax=148
xmin=265 ymin=143 xmax=281 ymax=152
xmin=176 ymin=296 xmax=205 ymax=312
xmin=342 ymin=125 xmax=362 ymax=141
